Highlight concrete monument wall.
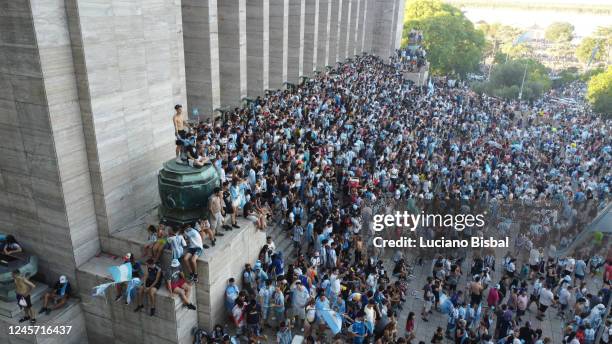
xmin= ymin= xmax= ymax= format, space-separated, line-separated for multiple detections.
xmin=65 ymin=0 xmax=186 ymax=239
xmin=0 ymin=0 xmax=100 ymax=287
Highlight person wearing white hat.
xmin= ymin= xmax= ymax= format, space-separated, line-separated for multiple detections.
xmin=40 ymin=275 xmax=71 ymax=316
xmin=165 ymin=259 xmax=196 ymax=310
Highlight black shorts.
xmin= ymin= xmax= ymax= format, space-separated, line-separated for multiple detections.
xmin=145 ymin=280 xmax=162 ymax=289
xmin=175 ymin=130 xmax=186 ymax=145
xmin=16 ymin=294 xmax=32 ymax=309
xmin=538 ymin=304 xmax=548 ymax=312
xmin=530 ymin=264 xmax=539 ymax=271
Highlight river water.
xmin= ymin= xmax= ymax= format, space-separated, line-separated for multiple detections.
xmin=462 ymin=7 xmax=612 ymax=38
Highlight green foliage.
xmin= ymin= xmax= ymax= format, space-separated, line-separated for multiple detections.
xmin=404 ymin=0 xmax=462 ymax=20
xmin=552 ymin=67 xmax=579 ymax=89
xmin=544 ymin=22 xmax=575 ymax=43
xmin=576 ymin=27 xmax=612 ymax=65
xmin=586 ymin=67 xmax=612 ymax=116
xmin=478 ymin=23 xmax=524 ymax=60
xmin=581 ymin=67 xmax=605 ymax=82
xmin=402 ymin=0 xmax=485 ymax=77
xmin=472 ymin=59 xmax=551 ymax=101
xmin=576 ymin=38 xmax=605 ymax=64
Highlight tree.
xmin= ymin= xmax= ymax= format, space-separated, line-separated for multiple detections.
xmin=576 ymin=37 xmax=606 ymax=64
xmin=472 ymin=59 xmax=551 ymax=101
xmin=545 ymin=22 xmax=574 ymax=43
xmin=404 ymin=0 xmax=461 ymax=20
xmin=403 ymin=0 xmax=485 ymax=77
xmin=586 ymin=67 xmax=612 ymax=116
xmin=576 ymin=26 xmax=612 ymax=65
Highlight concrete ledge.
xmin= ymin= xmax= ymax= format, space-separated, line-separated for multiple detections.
xmin=106 ymin=210 xmax=266 ymax=331
xmin=76 ymin=255 xmax=197 ymax=344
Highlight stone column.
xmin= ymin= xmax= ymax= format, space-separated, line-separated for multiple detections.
xmin=268 ymin=0 xmax=285 ymax=90
xmin=217 ymin=0 xmax=246 ymax=107
xmin=315 ymin=0 xmax=330 ymax=70
xmin=395 ymin=0 xmax=406 ymax=50
xmin=327 ymin=0 xmax=339 ymax=66
xmin=303 ymin=0 xmax=317 ymax=76
xmin=64 ymin=0 xmax=185 ymax=241
xmin=286 ymin=0 xmax=301 ymax=84
xmin=183 ymin=0 xmax=215 ymax=119
xmin=247 ymin=0 xmax=265 ymax=98
xmin=0 ymin=0 xmax=100 ymax=287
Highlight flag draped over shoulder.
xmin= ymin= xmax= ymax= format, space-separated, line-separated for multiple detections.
xmin=439 ymin=292 xmax=454 ymax=314
xmin=108 ymin=263 xmax=133 ymax=283
xmin=315 ymin=299 xmax=343 ymax=335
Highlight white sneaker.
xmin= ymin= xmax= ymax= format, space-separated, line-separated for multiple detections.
xmin=175 ymin=157 xmax=182 ymax=164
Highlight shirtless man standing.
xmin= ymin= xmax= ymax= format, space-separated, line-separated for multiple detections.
xmin=469 ymin=276 xmax=483 ymax=307
xmin=173 ymin=104 xmax=186 ymax=163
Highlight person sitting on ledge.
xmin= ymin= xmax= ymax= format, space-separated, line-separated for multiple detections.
xmin=2 ymin=235 xmax=22 ymax=256
xmin=165 ymin=259 xmax=196 ymax=310
xmin=134 ymin=258 xmax=162 ymax=316
xmin=40 ymin=275 xmax=71 ymax=316
xmin=186 ymin=141 xmax=210 ymax=168
xmin=183 ymin=223 xmax=205 ymax=283
xmin=114 ymin=253 xmax=141 ymax=303
xmin=195 ymin=218 xmax=216 ymax=247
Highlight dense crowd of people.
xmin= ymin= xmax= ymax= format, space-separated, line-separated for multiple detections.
xmin=162 ymin=49 xmax=612 ymax=343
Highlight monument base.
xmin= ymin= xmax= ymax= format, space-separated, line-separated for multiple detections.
xmin=0 ymin=282 xmax=86 ymax=344
xmin=87 ymin=208 xmax=265 ymax=341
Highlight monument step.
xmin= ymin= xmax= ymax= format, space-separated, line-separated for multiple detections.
xmin=0 ymin=298 xmax=87 ymax=344
xmin=0 ymin=283 xmax=47 ymax=318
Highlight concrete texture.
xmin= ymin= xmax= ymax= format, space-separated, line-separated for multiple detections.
xmin=315 ymin=0 xmax=330 ymax=70
xmin=218 ymin=0 xmax=244 ymax=107
xmin=182 ymin=0 xmax=215 ymax=119
xmin=370 ymin=0 xmax=404 ymax=58
xmin=66 ymin=0 xmax=186 ymax=238
xmin=0 ymin=0 xmax=100 ymax=289
xmin=246 ymin=0 xmax=265 ymax=98
xmin=77 ymin=254 xmax=198 ymax=344
xmin=268 ymin=0 xmax=286 ymax=90
xmin=95 ymin=213 xmax=265 ymax=332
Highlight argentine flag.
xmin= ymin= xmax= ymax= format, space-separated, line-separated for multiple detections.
xmin=91 ymin=282 xmax=115 ymax=298
xmin=108 ymin=263 xmax=132 ymax=283
xmin=315 ymin=299 xmax=343 ymax=335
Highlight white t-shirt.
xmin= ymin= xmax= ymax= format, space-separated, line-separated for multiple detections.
xmin=528 ymin=249 xmax=540 ymax=266
xmin=539 ymin=288 xmax=554 ymax=306
xmin=185 ymin=228 xmax=203 ymax=250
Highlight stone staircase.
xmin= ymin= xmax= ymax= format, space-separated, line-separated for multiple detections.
xmin=0 ymin=282 xmax=87 ymax=344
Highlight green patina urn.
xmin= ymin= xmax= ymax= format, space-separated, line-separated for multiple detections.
xmin=158 ymin=160 xmax=221 ymax=226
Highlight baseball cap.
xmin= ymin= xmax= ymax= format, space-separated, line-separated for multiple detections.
xmin=59 ymin=275 xmax=67 ymax=284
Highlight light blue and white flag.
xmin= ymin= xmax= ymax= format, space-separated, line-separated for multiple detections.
xmin=587 ymin=43 xmax=600 ymax=67
xmin=439 ymin=292 xmax=454 ymax=314
xmin=513 ymin=32 xmax=530 ymax=46
xmin=125 ymin=278 xmax=142 ymax=304
xmin=108 ymin=263 xmax=132 ymax=283
xmin=315 ymin=300 xmax=343 ymax=334
xmin=91 ymin=282 xmax=115 ymax=298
